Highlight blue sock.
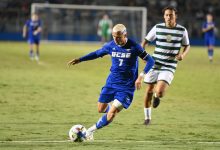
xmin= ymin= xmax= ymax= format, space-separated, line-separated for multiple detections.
xmin=29 ymin=50 xmax=34 ymax=58
xmin=208 ymin=49 xmax=213 ymax=57
xmin=36 ymin=50 xmax=39 ymax=57
xmin=104 ymin=104 xmax=111 ymax=113
xmin=96 ymin=114 xmax=111 ymax=129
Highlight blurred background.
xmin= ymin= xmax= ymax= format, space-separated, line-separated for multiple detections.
xmin=0 ymin=0 xmax=219 ymax=45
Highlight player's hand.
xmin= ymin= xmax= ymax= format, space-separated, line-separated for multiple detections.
xmin=22 ymin=33 xmax=26 ymax=38
xmin=135 ymin=76 xmax=143 ymax=90
xmin=68 ymin=58 xmax=80 ymax=67
xmin=175 ymin=54 xmax=183 ymax=61
xmin=208 ymin=25 xmax=214 ymax=30
xmin=33 ymin=31 xmax=38 ymax=35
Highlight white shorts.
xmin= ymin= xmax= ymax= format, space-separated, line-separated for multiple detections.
xmin=143 ymin=69 xmax=174 ymax=85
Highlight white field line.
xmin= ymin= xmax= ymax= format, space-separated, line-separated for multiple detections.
xmin=0 ymin=140 xmax=220 ymax=144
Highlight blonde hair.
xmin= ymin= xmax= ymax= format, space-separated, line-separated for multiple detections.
xmin=112 ymin=24 xmax=127 ymax=34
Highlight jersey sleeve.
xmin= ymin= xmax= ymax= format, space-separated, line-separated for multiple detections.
xmin=79 ymin=44 xmax=109 ymax=62
xmin=96 ymin=47 xmax=108 ymax=57
xmin=25 ymin=20 xmax=29 ymax=27
xmin=182 ymin=28 xmax=190 ymax=46
xmin=135 ymin=43 xmax=145 ymax=55
xmin=133 ymin=42 xmax=154 ymax=74
xmin=96 ymin=44 xmax=110 ymax=57
xmin=145 ymin=25 xmax=156 ymax=42
xmin=202 ymin=22 xmax=206 ymax=29
xmin=39 ymin=20 xmax=42 ymax=27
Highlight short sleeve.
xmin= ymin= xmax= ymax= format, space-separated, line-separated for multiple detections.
xmin=25 ymin=20 xmax=30 ymax=26
xmin=182 ymin=28 xmax=190 ymax=46
xmin=145 ymin=25 xmax=156 ymax=42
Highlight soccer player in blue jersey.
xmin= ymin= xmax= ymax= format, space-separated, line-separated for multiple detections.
xmin=202 ymin=13 xmax=216 ymax=62
xmin=23 ymin=13 xmax=42 ymax=61
xmin=68 ymin=24 xmax=155 ymax=140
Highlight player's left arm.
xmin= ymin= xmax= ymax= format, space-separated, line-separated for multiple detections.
xmin=135 ymin=49 xmax=155 ymax=90
xmin=23 ymin=25 xmax=27 ymax=38
xmin=34 ymin=27 xmax=42 ymax=35
xmin=202 ymin=23 xmax=215 ymax=32
xmin=176 ymin=28 xmax=190 ymax=61
xmin=176 ymin=45 xmax=190 ymax=61
xmin=68 ymin=46 xmax=109 ymax=67
xmin=23 ymin=20 xmax=29 ymax=38
xmin=33 ymin=20 xmax=42 ymax=35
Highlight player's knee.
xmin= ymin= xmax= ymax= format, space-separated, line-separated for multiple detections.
xmin=97 ymin=107 xmax=105 ymax=113
xmin=147 ymin=90 xmax=154 ymax=95
xmin=155 ymin=90 xmax=164 ymax=98
xmin=146 ymin=85 xmax=154 ymax=93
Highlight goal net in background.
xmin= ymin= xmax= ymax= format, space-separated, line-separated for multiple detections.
xmin=31 ymin=3 xmax=147 ymax=42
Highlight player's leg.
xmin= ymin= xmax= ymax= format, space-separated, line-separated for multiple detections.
xmin=206 ymin=38 xmax=214 ymax=62
xmin=86 ymin=89 xmax=132 ymax=140
xmin=143 ymin=70 xmax=158 ymax=125
xmin=102 ymin=31 xmax=108 ymax=43
xmin=35 ymin=38 xmax=40 ymax=61
xmin=152 ymin=81 xmax=169 ymax=108
xmin=96 ymin=100 xmax=122 ymax=129
xmin=143 ymin=84 xmax=155 ymax=125
xmin=85 ymin=87 xmax=114 ymax=140
xmin=101 ymin=32 xmax=105 ymax=43
xmin=152 ymin=71 xmax=174 ymax=108
xmin=28 ymin=39 xmax=34 ymax=60
xmin=154 ymin=80 xmax=169 ymax=98
xmin=208 ymin=45 xmax=214 ymax=62
xmin=86 ymin=100 xmax=122 ymax=140
xmin=97 ymin=102 xmax=111 ymax=113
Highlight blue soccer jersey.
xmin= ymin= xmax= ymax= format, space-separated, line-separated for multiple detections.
xmin=25 ymin=19 xmax=42 ymax=44
xmin=79 ymin=38 xmax=154 ymax=108
xmin=202 ymin=21 xmax=215 ymax=46
xmin=80 ymin=39 xmax=146 ymax=90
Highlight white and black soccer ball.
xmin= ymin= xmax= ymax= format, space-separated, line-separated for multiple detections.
xmin=68 ymin=124 xmax=87 ymax=142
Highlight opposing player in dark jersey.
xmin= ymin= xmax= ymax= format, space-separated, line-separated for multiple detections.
xmin=23 ymin=13 xmax=42 ymax=61
xmin=202 ymin=13 xmax=216 ymax=62
xmin=68 ymin=24 xmax=155 ymax=140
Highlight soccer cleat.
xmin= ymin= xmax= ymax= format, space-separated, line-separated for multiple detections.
xmin=144 ymin=119 xmax=151 ymax=126
xmin=85 ymin=130 xmax=94 ymax=141
xmin=35 ymin=56 xmax=39 ymax=61
xmin=153 ymin=96 xmax=160 ymax=108
xmin=30 ymin=56 xmax=34 ymax=61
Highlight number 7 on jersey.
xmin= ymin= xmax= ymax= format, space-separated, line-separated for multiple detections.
xmin=119 ymin=59 xmax=123 ymax=66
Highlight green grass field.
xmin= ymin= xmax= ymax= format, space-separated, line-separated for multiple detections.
xmin=0 ymin=41 xmax=220 ymax=150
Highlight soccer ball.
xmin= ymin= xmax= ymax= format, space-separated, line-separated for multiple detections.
xmin=68 ymin=124 xmax=87 ymax=142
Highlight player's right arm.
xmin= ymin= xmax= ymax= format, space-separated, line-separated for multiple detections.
xmin=68 ymin=47 xmax=109 ymax=67
xmin=22 ymin=25 xmax=27 ymax=38
xmin=202 ymin=23 xmax=215 ymax=33
xmin=141 ymin=25 xmax=156 ymax=48
xmin=135 ymin=52 xmax=155 ymax=90
xmin=23 ymin=20 xmax=29 ymax=38
xmin=141 ymin=39 xmax=149 ymax=48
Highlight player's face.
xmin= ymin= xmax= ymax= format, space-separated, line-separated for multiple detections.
xmin=207 ymin=14 xmax=213 ymax=22
xmin=32 ymin=14 xmax=38 ymax=21
xmin=164 ymin=9 xmax=176 ymax=27
xmin=112 ymin=32 xmax=127 ymax=46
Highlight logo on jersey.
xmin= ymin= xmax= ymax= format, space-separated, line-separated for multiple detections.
xmin=126 ymin=96 xmax=130 ymax=103
xmin=166 ymin=35 xmax=172 ymax=42
xmin=112 ymin=52 xmax=131 ymax=58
